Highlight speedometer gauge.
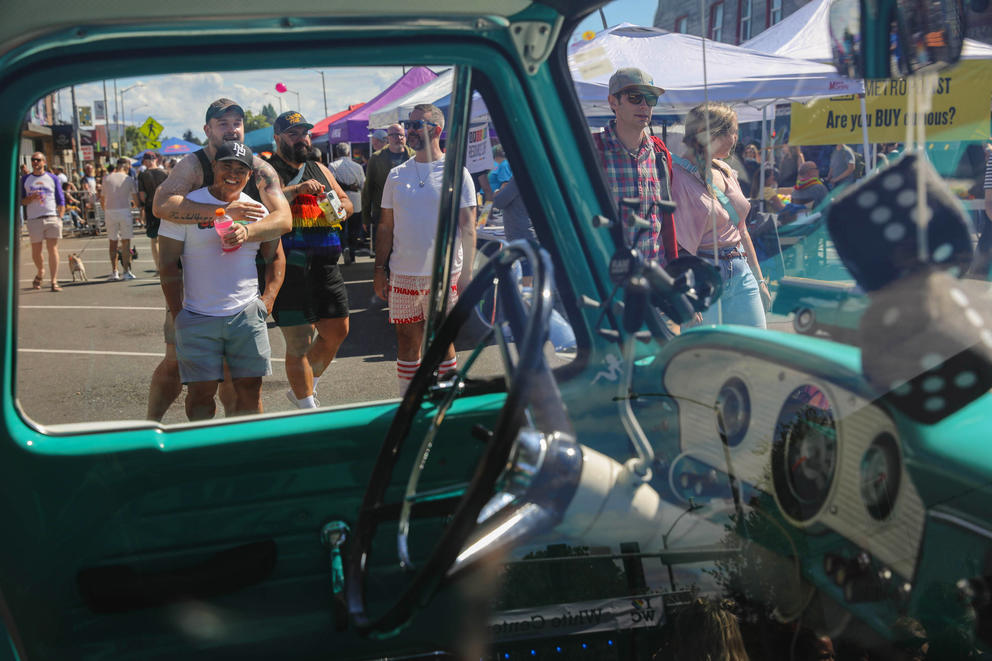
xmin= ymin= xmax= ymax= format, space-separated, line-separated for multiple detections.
xmin=771 ymin=385 xmax=838 ymax=523
xmin=860 ymin=433 xmax=902 ymax=520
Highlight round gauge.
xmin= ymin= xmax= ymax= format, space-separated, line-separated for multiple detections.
xmin=716 ymin=377 xmax=750 ymax=447
xmin=860 ymin=433 xmax=902 ymax=520
xmin=771 ymin=385 xmax=838 ymax=523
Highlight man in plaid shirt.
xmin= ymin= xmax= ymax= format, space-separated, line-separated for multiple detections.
xmin=592 ymin=67 xmax=678 ymax=265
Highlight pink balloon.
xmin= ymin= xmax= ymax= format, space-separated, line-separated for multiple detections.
xmin=275 ymin=82 xmax=287 ymax=93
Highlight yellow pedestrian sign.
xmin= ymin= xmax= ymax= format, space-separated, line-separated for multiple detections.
xmin=143 ymin=139 xmax=162 ymax=151
xmin=138 ymin=116 xmax=164 ymax=141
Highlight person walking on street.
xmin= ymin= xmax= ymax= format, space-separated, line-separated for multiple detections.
xmin=591 ymin=67 xmax=678 ymax=265
xmin=329 ymin=142 xmax=365 ymax=264
xmin=362 ymin=122 xmax=414 ymax=255
xmin=268 ymin=110 xmax=353 ymax=410
xmin=100 ymin=157 xmax=140 ymax=280
xmin=373 ymin=104 xmax=476 ymax=395
xmin=137 ymin=151 xmax=168 ymax=272
xmin=19 ymin=152 xmax=65 ymax=291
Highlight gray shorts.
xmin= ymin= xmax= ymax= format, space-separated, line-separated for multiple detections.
xmin=174 ymin=298 xmax=272 ymax=384
xmin=26 ymin=215 xmax=61 ymax=242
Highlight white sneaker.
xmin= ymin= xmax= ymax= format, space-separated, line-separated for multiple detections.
xmin=123 ymin=271 xmax=136 ymax=280
xmin=108 ymin=271 xmax=121 ymax=281
xmin=285 ymin=390 xmax=320 ymax=409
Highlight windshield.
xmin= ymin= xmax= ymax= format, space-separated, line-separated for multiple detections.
xmin=559 ymin=2 xmax=992 ymax=660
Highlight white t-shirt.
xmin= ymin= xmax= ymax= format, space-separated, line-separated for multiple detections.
xmin=21 ymin=172 xmax=61 ymax=219
xmin=158 ymin=188 xmax=264 ymax=317
xmin=102 ymin=172 xmax=136 ymax=211
xmin=380 ymin=158 xmax=476 ymax=277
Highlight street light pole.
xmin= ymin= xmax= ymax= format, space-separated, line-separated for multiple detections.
xmin=314 ymin=70 xmax=328 ymax=118
xmin=275 ymin=83 xmax=301 ymax=112
xmin=119 ymin=82 xmax=143 ymax=156
xmin=265 ymin=92 xmax=284 ymax=114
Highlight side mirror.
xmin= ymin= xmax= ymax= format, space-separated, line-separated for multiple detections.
xmin=829 ymin=0 xmax=966 ymax=79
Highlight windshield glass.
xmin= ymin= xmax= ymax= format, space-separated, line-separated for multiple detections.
xmin=558 ymin=2 xmax=992 ymax=659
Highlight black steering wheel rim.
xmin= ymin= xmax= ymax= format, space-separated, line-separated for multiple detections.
xmin=346 ymin=241 xmax=557 ymax=636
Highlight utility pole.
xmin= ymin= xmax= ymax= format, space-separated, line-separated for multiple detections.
xmin=102 ymin=80 xmax=111 ymax=162
xmin=315 ymin=70 xmax=328 ymax=118
xmin=70 ymin=85 xmax=83 ymax=171
xmin=113 ymin=79 xmax=120 ymax=158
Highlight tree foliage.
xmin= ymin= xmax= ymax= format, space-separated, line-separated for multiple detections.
xmin=244 ymin=109 xmax=271 ymax=133
xmin=182 ymin=129 xmax=203 ymax=145
xmin=495 ymin=544 xmax=628 ymax=610
xmin=260 ymin=103 xmax=277 ymax=124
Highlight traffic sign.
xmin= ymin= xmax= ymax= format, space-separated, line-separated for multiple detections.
xmin=138 ymin=116 xmax=164 ymax=140
xmin=143 ymin=139 xmax=162 ymax=151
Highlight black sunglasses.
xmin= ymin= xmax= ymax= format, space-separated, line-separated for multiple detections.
xmin=30 ymin=157 xmax=44 ymax=162
xmin=403 ymin=119 xmax=438 ymax=131
xmin=622 ymin=91 xmax=659 ymax=107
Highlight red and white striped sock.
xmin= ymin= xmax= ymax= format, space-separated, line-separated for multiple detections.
xmin=438 ymin=356 xmax=458 ymax=377
xmin=397 ymin=359 xmax=421 ymax=396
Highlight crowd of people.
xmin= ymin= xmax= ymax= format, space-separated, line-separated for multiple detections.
xmin=23 ymin=64 xmax=968 ymax=421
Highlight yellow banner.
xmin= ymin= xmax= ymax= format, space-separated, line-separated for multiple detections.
xmin=789 ymin=60 xmax=992 ymax=145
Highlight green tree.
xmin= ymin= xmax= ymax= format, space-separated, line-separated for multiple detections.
xmin=260 ymin=103 xmax=277 ymax=124
xmin=124 ymin=125 xmax=144 ymax=154
xmin=244 ymin=109 xmax=271 ymax=133
xmin=182 ymin=129 xmax=203 ymax=146
xmin=495 ymin=544 xmax=628 ymax=610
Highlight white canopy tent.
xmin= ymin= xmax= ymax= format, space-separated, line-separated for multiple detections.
xmin=367 ymin=69 xmax=491 ymax=128
xmin=742 ymin=0 xmax=992 ymax=62
xmin=569 ymin=23 xmax=863 ymax=121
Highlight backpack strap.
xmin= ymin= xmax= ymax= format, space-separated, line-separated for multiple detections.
xmin=194 ymin=149 xmax=213 ymax=187
xmin=650 ymin=135 xmax=678 ymax=262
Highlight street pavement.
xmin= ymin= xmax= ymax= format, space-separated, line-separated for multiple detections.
xmin=15 ymin=227 xmax=795 ymax=429
xmin=15 ymin=229 xmax=505 ymax=427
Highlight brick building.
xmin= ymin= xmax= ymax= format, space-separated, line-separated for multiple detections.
xmin=653 ymin=0 xmax=992 ymax=46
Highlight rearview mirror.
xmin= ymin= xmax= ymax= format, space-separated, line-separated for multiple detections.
xmin=829 ymin=0 xmax=966 ymax=79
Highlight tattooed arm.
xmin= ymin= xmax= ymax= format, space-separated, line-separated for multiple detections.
xmin=153 ymin=153 xmax=266 ymax=224
xmin=243 ymin=158 xmax=292 ymax=242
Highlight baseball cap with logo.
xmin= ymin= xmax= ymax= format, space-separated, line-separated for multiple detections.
xmin=274 ymin=111 xmax=314 ymax=134
xmin=214 ymin=141 xmax=254 ymax=169
xmin=205 ymin=98 xmax=245 ymax=123
xmin=608 ymin=68 xmax=665 ymax=96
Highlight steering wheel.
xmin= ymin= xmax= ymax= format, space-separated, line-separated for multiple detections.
xmin=346 ymin=241 xmax=569 ymax=636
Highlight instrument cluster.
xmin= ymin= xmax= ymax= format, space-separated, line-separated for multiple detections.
xmin=662 ymin=347 xmax=925 ymax=581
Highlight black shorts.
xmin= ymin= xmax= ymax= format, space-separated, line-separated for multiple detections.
xmin=272 ymin=252 xmax=349 ymax=326
xmin=145 ymin=210 xmax=161 ymax=239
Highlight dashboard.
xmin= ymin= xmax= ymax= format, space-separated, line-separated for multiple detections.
xmin=662 ymin=347 xmax=925 ymax=582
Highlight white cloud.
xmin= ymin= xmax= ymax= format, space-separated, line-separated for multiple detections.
xmin=44 ymin=66 xmax=411 ymax=146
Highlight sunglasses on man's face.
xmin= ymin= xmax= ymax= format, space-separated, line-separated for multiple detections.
xmin=31 ymin=157 xmax=44 ymax=162
xmin=622 ymin=91 xmax=659 ymax=107
xmin=403 ymin=119 xmax=438 ymax=131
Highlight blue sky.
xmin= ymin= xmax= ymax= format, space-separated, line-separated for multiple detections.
xmin=575 ymin=0 xmax=658 ymax=37
xmin=50 ymin=2 xmax=658 ymax=144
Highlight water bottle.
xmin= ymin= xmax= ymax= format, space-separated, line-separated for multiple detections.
xmin=213 ymin=208 xmax=240 ymax=253
xmin=317 ymin=187 xmax=346 ymax=231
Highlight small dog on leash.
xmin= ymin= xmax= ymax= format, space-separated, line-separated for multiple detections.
xmin=68 ymin=253 xmax=87 ymax=282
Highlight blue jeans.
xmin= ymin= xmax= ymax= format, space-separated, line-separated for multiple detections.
xmin=699 ymin=245 xmax=767 ymax=329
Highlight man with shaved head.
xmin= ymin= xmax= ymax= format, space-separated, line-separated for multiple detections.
xmin=361 ymin=122 xmax=414 ymax=256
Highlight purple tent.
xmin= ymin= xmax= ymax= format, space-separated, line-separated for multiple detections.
xmin=324 ymin=66 xmax=438 ymax=144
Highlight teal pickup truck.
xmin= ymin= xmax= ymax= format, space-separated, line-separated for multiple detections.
xmin=2 ymin=1 xmax=991 ymax=660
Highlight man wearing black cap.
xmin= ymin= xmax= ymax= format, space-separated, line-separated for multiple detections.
xmin=157 ymin=141 xmax=284 ymax=421
xmin=153 ymin=98 xmax=290 ymax=243
xmin=592 ymin=67 xmax=678 ymax=267
xmin=147 ymin=98 xmax=289 ymax=421
xmin=268 ymin=110 xmax=354 ymax=410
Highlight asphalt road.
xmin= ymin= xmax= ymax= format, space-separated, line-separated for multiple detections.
xmin=14 ymin=228 xmax=511 ymax=427
xmin=15 ymin=227 xmax=796 ymax=429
